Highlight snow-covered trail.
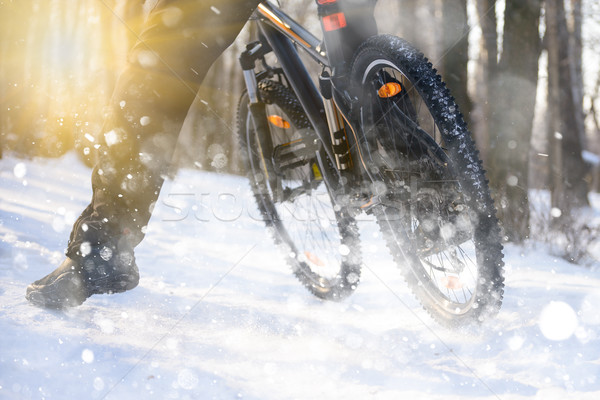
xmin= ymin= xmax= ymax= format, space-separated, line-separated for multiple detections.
xmin=1 ymin=154 xmax=599 ymax=400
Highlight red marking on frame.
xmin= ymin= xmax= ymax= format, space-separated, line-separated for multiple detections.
xmin=317 ymin=0 xmax=338 ymax=4
xmin=322 ymin=12 xmax=347 ymax=32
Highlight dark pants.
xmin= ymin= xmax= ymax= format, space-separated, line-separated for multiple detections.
xmin=66 ymin=0 xmax=262 ymax=259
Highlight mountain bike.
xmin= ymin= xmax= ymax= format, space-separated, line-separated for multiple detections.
xmin=236 ymin=0 xmax=505 ymax=327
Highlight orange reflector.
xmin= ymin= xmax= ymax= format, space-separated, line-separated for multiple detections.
xmin=268 ymin=115 xmax=291 ymax=129
xmin=441 ymin=276 xmax=463 ymax=290
xmin=311 ymin=163 xmax=323 ymax=181
xmin=317 ymin=0 xmax=337 ymax=4
xmin=322 ymin=12 xmax=347 ymax=32
xmin=305 ymin=251 xmax=325 ymax=267
xmin=378 ymin=82 xmax=402 ymax=98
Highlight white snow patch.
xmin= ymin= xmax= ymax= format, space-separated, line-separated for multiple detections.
xmin=1 ymin=153 xmax=600 ymax=399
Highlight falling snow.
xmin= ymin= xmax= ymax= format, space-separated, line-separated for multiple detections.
xmin=13 ymin=163 xmax=26 ymax=179
xmin=140 ymin=116 xmax=151 ymax=126
xmin=539 ymin=301 xmax=579 ymax=341
xmin=104 ymin=129 xmax=120 ymax=147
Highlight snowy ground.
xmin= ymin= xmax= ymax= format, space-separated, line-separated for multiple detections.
xmin=1 ymin=153 xmax=600 ymax=400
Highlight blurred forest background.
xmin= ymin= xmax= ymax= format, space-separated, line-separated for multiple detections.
xmin=1 ymin=0 xmax=600 ymax=260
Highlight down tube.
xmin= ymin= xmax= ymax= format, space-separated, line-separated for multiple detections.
xmin=258 ymin=23 xmax=338 ymax=171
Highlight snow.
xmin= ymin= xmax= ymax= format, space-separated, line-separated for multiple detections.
xmin=1 ymin=153 xmax=600 ymax=399
xmin=582 ymin=150 xmax=600 ymax=167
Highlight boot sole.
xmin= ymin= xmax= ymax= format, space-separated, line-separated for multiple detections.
xmin=26 ymin=271 xmax=88 ymax=309
xmin=26 ymin=266 xmax=139 ymax=309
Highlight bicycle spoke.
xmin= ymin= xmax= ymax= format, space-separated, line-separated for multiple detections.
xmin=350 ymin=36 xmax=503 ymax=325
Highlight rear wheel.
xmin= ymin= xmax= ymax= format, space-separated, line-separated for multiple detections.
xmin=350 ymin=36 xmax=504 ymax=326
xmin=238 ymin=79 xmax=361 ymax=300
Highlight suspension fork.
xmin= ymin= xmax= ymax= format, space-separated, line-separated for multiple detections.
xmin=319 ymin=70 xmax=352 ymax=172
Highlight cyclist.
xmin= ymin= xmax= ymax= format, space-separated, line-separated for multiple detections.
xmin=26 ymin=0 xmax=264 ymax=308
xmin=26 ymin=0 xmax=378 ymax=308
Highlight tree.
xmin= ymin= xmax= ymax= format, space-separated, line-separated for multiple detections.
xmin=441 ymin=0 xmax=471 ymax=128
xmin=474 ymin=0 xmax=498 ymax=159
xmin=569 ymin=0 xmax=585 ymax=142
xmin=486 ymin=0 xmax=543 ymax=242
xmin=546 ymin=0 xmax=589 ymax=217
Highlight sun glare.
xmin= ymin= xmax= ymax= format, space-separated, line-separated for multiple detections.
xmin=1 ymin=0 xmax=135 ymax=156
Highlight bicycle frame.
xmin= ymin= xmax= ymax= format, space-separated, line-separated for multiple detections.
xmin=240 ymin=1 xmax=378 ymax=190
xmin=238 ymin=2 xmax=506 ymax=325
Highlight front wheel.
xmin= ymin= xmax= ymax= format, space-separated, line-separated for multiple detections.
xmin=350 ymin=35 xmax=504 ymax=327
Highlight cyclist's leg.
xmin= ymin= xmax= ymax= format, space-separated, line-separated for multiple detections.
xmin=67 ymin=0 xmax=262 ymax=258
xmin=318 ymin=0 xmax=378 ymax=67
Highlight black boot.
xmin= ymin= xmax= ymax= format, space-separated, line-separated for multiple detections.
xmin=26 ymin=249 xmax=139 ymax=309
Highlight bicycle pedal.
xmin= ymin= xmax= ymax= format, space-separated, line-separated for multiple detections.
xmin=272 ymin=135 xmax=320 ymax=174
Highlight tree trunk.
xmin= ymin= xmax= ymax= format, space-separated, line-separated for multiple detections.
xmin=474 ymin=0 xmax=498 ymax=160
xmin=488 ymin=0 xmax=542 ymax=242
xmin=591 ymin=74 xmax=600 ymax=135
xmin=392 ymin=0 xmax=419 ymax=47
xmin=570 ymin=0 xmax=585 ymax=142
xmin=546 ymin=0 xmax=589 ymax=216
xmin=441 ymin=0 xmax=471 ymax=128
